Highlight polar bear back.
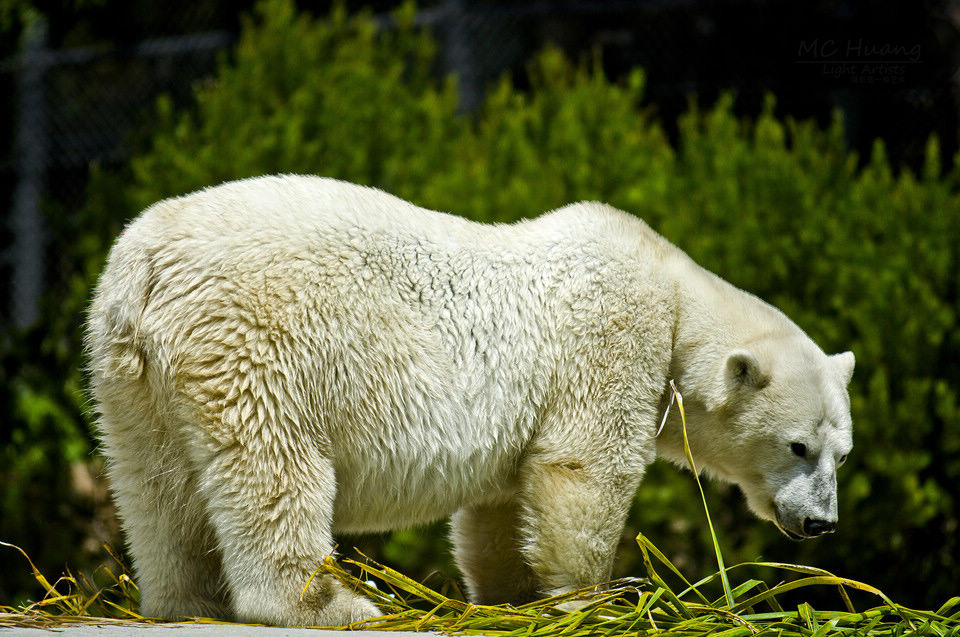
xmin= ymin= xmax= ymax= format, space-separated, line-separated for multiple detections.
xmin=89 ymin=176 xmax=680 ymax=533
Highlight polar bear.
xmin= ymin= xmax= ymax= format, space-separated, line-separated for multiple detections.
xmin=86 ymin=175 xmax=854 ymax=626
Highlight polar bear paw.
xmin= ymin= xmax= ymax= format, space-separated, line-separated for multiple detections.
xmin=316 ymin=590 xmax=381 ymax=627
xmin=232 ymin=575 xmax=381 ymax=627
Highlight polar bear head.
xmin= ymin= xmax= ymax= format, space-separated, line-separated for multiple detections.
xmin=683 ymin=337 xmax=855 ymax=540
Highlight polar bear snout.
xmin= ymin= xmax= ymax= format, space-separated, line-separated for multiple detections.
xmin=775 ymin=510 xmax=837 ymax=541
xmin=803 ymin=518 xmax=836 ymax=537
xmin=773 ymin=493 xmax=839 ymax=541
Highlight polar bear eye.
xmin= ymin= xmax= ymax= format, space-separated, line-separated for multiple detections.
xmin=790 ymin=442 xmax=807 ymax=458
xmin=838 ymin=454 xmax=848 ymax=466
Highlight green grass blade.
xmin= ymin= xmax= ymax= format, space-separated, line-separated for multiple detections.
xmin=4 ymin=504 xmax=958 ymax=637
xmin=636 ymin=531 xmax=711 ymax=606
xmin=671 ymin=381 xmax=736 ymax=610
xmin=635 ymin=532 xmax=696 ymax=619
xmin=729 ymin=575 xmax=896 ymax=616
xmin=936 ymin=597 xmax=960 ymax=618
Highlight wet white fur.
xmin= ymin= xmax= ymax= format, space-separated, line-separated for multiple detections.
xmin=86 ymin=175 xmax=854 ymax=626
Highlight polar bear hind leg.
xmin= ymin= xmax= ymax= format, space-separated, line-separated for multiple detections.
xmin=99 ymin=409 xmax=232 ymax=620
xmin=200 ymin=451 xmax=379 ymax=626
xmin=451 ymin=498 xmax=539 ymax=604
xmin=186 ymin=387 xmax=379 ymax=627
xmin=99 ymin=351 xmax=378 ymax=625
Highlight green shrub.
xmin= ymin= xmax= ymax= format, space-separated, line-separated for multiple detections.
xmin=4 ymin=0 xmax=957 ymax=610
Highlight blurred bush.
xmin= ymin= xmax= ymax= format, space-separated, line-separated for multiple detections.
xmin=3 ymin=0 xmax=957 ymax=609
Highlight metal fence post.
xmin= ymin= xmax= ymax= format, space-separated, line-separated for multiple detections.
xmin=442 ymin=0 xmax=481 ymax=112
xmin=10 ymin=14 xmax=49 ymax=329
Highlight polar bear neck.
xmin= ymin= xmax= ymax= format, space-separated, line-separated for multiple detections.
xmin=656 ymin=251 xmax=809 ymax=471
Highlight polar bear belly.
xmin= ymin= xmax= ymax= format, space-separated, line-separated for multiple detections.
xmin=329 ymin=432 xmax=524 ymax=533
xmin=321 ymin=363 xmax=532 ymax=533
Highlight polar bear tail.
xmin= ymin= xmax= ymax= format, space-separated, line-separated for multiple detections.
xmin=86 ymin=216 xmax=164 ymax=386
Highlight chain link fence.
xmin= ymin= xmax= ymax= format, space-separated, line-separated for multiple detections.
xmin=2 ymin=20 xmax=230 ymax=327
xmin=2 ymin=0 xmax=957 ymax=329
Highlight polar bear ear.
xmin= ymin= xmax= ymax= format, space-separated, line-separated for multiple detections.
xmin=831 ymin=351 xmax=855 ymax=385
xmin=725 ymin=349 xmax=770 ymax=390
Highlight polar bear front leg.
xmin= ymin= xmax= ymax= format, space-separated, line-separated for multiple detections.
xmin=516 ymin=458 xmax=643 ymax=600
xmin=197 ymin=439 xmax=379 ymax=627
xmin=451 ymin=498 xmax=539 ymax=605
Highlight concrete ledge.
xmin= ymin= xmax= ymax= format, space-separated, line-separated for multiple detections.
xmin=1 ymin=622 xmax=442 ymax=636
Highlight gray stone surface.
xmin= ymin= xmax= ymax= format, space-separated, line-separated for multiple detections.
xmin=0 ymin=623 xmax=441 ymax=636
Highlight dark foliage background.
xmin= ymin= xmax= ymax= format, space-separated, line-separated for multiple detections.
xmin=1 ymin=0 xmax=958 ymax=613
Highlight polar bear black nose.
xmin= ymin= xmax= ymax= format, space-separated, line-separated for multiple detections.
xmin=803 ymin=518 xmax=836 ymax=536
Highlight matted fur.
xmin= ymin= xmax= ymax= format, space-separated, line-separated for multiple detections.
xmin=86 ymin=175 xmax=854 ymax=626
